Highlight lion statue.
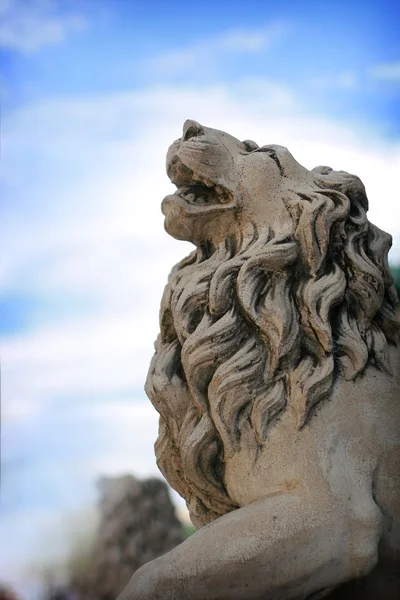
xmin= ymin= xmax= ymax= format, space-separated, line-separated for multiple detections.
xmin=119 ymin=121 xmax=400 ymax=600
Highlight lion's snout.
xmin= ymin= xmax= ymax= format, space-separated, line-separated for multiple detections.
xmin=182 ymin=119 xmax=205 ymax=141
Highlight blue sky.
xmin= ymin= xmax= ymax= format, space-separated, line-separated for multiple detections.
xmin=1 ymin=0 xmax=400 ymax=595
xmin=2 ymin=0 xmax=400 ymax=133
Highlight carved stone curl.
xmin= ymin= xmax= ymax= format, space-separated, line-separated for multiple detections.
xmin=119 ymin=121 xmax=400 ymax=600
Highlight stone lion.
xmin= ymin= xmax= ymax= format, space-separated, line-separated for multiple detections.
xmin=120 ymin=121 xmax=400 ymax=600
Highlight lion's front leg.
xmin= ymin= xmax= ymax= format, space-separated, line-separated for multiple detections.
xmin=117 ymin=490 xmax=381 ymax=600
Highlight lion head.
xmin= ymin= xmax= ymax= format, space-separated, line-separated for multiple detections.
xmin=146 ymin=120 xmax=399 ymax=527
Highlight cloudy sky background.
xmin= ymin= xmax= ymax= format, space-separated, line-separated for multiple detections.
xmin=1 ymin=0 xmax=400 ymax=595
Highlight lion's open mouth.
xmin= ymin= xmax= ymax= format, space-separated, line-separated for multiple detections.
xmin=176 ymin=182 xmax=231 ymax=206
xmin=167 ymin=155 xmax=232 ymax=207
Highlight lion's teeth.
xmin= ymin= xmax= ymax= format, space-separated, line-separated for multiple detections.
xmin=186 ymin=193 xmax=196 ymax=203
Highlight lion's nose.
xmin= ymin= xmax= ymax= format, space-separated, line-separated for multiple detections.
xmin=182 ymin=119 xmax=204 ymax=141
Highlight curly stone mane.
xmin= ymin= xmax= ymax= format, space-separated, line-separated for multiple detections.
xmin=146 ymin=166 xmax=399 ymax=526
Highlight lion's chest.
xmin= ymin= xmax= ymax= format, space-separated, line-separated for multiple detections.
xmin=223 ymin=370 xmax=400 ymax=508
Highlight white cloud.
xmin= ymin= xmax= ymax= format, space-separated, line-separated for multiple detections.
xmin=145 ymin=23 xmax=287 ymax=74
xmin=370 ymin=61 xmax=400 ymax=81
xmin=309 ymin=70 xmax=357 ymax=91
xmin=211 ymin=24 xmax=286 ymax=53
xmin=0 ymin=0 xmax=87 ymax=54
xmin=1 ymin=313 xmax=154 ymax=413
xmin=64 ymin=400 xmax=162 ymax=481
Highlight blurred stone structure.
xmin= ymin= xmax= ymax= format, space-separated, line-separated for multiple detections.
xmin=0 ymin=585 xmax=19 ymax=600
xmin=70 ymin=475 xmax=183 ymax=599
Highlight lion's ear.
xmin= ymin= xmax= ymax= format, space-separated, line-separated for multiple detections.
xmin=242 ymin=139 xmax=259 ymax=152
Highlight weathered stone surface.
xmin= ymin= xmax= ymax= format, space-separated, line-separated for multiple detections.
xmin=119 ymin=121 xmax=400 ymax=599
xmin=75 ymin=475 xmax=183 ymax=599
